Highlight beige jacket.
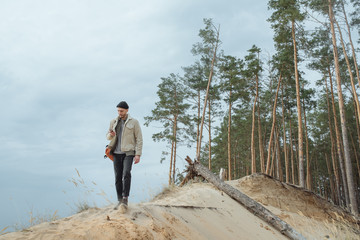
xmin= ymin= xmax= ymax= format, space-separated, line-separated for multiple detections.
xmin=106 ymin=114 xmax=143 ymax=156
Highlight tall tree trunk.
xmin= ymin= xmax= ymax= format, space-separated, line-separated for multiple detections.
xmin=315 ymin=155 xmax=321 ymax=196
xmin=251 ymin=74 xmax=259 ymax=174
xmin=335 ymin=19 xmax=360 ymax=124
xmin=328 ymin=0 xmax=358 ymax=216
xmin=274 ymin=128 xmax=278 ymax=179
xmin=258 ymin=103 xmax=265 ymax=173
xmin=196 ymin=26 xmax=220 ymax=162
xmin=233 ymin=140 xmax=238 ymax=179
xmin=270 ymin=127 xmax=280 ymax=178
xmin=353 ymin=98 xmax=360 ymax=179
xmin=340 ymin=0 xmax=360 ymax=89
xmin=266 ymin=74 xmax=282 ymax=174
xmin=276 ymin=127 xmax=283 ymax=182
xmin=325 ymin=74 xmax=341 ymax=205
xmin=294 ymin=128 xmax=299 ymax=185
xmin=172 ymin=87 xmax=179 ymax=185
xmin=173 ymin=137 xmax=177 ymax=184
xmin=208 ymin=98 xmax=212 ymax=170
xmin=270 ymin=133 xmax=276 ymax=177
xmin=349 ymin=130 xmax=360 ymax=180
xmin=196 ymin=90 xmax=201 ymax=157
xmin=228 ymin=89 xmax=232 ymax=180
xmin=281 ymin=83 xmax=289 ymax=183
xmin=173 ymin=116 xmax=178 ymax=184
xmin=289 ymin=115 xmax=295 ymax=184
xmin=302 ymin=96 xmax=311 ymax=190
xmin=328 ymin=63 xmax=349 ymax=207
xmin=292 ymin=20 xmax=305 ymax=188
xmin=233 ymin=155 xmax=237 ymax=179
xmin=325 ymin=153 xmax=336 ymax=204
xmin=169 ymin=124 xmax=175 ymax=185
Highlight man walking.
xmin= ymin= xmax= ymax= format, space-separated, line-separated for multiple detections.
xmin=106 ymin=101 xmax=143 ymax=210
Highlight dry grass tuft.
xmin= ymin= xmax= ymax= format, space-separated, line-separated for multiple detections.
xmin=0 ymin=226 xmax=9 ymax=236
xmin=67 ymin=168 xmax=112 ymax=213
xmin=6 ymin=168 xmax=110 ymax=234
xmin=74 ymin=201 xmax=92 ymax=213
xmin=13 ymin=208 xmax=60 ymax=231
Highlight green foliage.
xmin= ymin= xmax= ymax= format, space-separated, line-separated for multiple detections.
xmin=268 ymin=0 xmax=305 ymax=23
xmin=350 ymin=0 xmax=360 ymax=43
xmin=191 ymin=18 xmax=221 ymax=67
xmin=144 ymin=73 xmax=191 ymax=144
xmin=306 ymin=26 xmax=334 ymax=75
xmin=219 ymin=55 xmax=247 ymax=103
xmin=147 ymin=2 xmax=360 ymax=208
xmin=244 ymin=45 xmax=263 ymax=76
xmin=243 ymin=45 xmax=263 ymax=102
xmin=181 ymin=18 xmax=223 ymax=148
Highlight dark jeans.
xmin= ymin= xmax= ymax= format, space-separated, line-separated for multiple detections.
xmin=113 ymin=153 xmax=134 ymax=201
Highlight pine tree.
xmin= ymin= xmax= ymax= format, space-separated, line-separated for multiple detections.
xmin=185 ymin=19 xmax=221 ymax=166
xmin=350 ymin=0 xmax=360 ymax=44
xmin=182 ymin=61 xmax=207 ymax=149
xmin=219 ymin=55 xmax=246 ymax=179
xmin=268 ymin=0 xmax=307 ymax=187
xmin=243 ymin=45 xmax=263 ymax=174
xmin=144 ymin=73 xmax=191 ymax=185
xmin=307 ymin=26 xmax=342 ymax=204
xmin=192 ymin=19 xmax=221 ymax=164
xmin=340 ymin=1 xmax=360 ymax=89
xmin=328 ymin=0 xmax=358 ymax=216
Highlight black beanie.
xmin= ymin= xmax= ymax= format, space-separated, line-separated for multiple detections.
xmin=116 ymin=101 xmax=129 ymax=109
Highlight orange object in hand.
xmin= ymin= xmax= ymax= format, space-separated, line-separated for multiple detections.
xmin=105 ymin=147 xmax=114 ymax=161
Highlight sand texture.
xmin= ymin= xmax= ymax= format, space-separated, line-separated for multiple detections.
xmin=1 ymin=173 xmax=359 ymax=240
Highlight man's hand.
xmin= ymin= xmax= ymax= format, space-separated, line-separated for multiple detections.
xmin=134 ymin=155 xmax=140 ymax=164
xmin=109 ymin=130 xmax=116 ymax=137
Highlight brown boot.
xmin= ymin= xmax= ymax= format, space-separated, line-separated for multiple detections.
xmin=114 ymin=199 xmax=123 ymax=210
xmin=122 ymin=197 xmax=128 ymax=206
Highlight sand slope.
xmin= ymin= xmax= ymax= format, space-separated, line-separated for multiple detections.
xmin=231 ymin=174 xmax=360 ymax=239
xmin=1 ymin=174 xmax=359 ymax=240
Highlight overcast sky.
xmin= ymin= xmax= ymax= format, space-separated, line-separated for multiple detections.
xmin=0 ymin=0 xmax=275 ymax=231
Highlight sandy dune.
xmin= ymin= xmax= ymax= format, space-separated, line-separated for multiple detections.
xmin=1 ymin=174 xmax=359 ymax=240
xmin=231 ymin=174 xmax=360 ymax=239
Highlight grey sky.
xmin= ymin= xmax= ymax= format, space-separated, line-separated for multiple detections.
xmin=0 ymin=0 xmax=274 ymax=230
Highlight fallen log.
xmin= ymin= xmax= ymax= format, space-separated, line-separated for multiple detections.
xmin=151 ymin=204 xmax=218 ymax=210
xmin=184 ymin=156 xmax=306 ymax=240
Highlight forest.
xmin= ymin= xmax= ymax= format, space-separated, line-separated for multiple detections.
xmin=144 ymin=0 xmax=360 ymax=216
